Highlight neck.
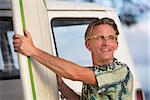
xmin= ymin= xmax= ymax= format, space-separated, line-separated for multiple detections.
xmin=92 ymin=57 xmax=113 ymax=67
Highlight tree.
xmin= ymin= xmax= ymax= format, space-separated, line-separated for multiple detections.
xmin=118 ymin=0 xmax=149 ymax=26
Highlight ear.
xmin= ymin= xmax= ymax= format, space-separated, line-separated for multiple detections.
xmin=85 ymin=40 xmax=92 ymax=51
xmin=115 ymin=41 xmax=118 ymax=50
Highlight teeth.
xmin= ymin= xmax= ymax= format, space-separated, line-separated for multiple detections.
xmin=101 ymin=48 xmax=110 ymax=52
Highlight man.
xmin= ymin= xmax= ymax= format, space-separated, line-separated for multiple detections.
xmin=13 ymin=17 xmax=133 ymax=100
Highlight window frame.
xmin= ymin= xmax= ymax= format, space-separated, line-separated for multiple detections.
xmin=0 ymin=17 xmax=20 ymax=80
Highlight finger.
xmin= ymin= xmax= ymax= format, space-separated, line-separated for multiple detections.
xmin=13 ymin=44 xmax=21 ymax=52
xmin=13 ymin=42 xmax=22 ymax=48
xmin=13 ymin=41 xmax=22 ymax=48
xmin=13 ymin=34 xmax=23 ymax=39
xmin=24 ymin=30 xmax=32 ymax=39
xmin=13 ymin=38 xmax=23 ymax=50
xmin=14 ymin=46 xmax=19 ymax=52
xmin=13 ymin=38 xmax=22 ymax=44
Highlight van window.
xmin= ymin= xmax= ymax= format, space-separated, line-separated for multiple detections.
xmin=0 ymin=17 xmax=20 ymax=80
xmin=51 ymin=18 xmax=99 ymax=95
xmin=51 ymin=18 xmax=98 ymax=66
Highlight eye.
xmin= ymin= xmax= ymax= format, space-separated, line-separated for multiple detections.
xmin=96 ymin=35 xmax=104 ymax=40
xmin=108 ymin=35 xmax=116 ymax=40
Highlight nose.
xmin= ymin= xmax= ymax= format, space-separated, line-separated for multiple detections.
xmin=102 ymin=38 xmax=109 ymax=46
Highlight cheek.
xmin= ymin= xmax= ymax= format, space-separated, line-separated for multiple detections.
xmin=90 ymin=42 xmax=102 ymax=52
xmin=114 ymin=42 xmax=118 ymax=50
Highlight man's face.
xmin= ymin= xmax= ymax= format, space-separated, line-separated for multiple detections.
xmin=86 ymin=24 xmax=118 ymax=62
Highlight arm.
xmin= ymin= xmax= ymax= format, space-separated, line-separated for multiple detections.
xmin=13 ymin=31 xmax=96 ymax=84
xmin=57 ymin=75 xmax=80 ymax=100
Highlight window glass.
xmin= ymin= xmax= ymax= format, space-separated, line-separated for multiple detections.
xmin=7 ymin=31 xmax=19 ymax=69
xmin=0 ymin=17 xmax=20 ymax=80
xmin=0 ymin=48 xmax=4 ymax=70
xmin=52 ymin=18 xmax=98 ymax=66
xmin=53 ymin=24 xmax=92 ymax=66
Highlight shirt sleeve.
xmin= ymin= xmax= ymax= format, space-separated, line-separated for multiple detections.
xmin=94 ymin=65 xmax=133 ymax=97
xmin=95 ymin=66 xmax=128 ymax=89
xmin=121 ymin=69 xmax=133 ymax=99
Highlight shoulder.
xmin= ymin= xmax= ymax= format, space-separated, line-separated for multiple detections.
xmin=113 ymin=58 xmax=130 ymax=70
xmin=114 ymin=59 xmax=133 ymax=81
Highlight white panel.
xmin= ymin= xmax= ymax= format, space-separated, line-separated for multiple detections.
xmin=22 ymin=0 xmax=59 ymax=100
xmin=12 ymin=0 xmax=59 ymax=100
xmin=11 ymin=0 xmax=33 ymax=100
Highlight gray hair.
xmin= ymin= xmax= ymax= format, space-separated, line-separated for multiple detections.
xmin=85 ymin=17 xmax=119 ymax=41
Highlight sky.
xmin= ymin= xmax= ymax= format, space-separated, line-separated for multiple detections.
xmin=122 ymin=11 xmax=150 ymax=94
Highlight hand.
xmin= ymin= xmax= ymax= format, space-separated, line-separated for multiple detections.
xmin=56 ymin=75 xmax=80 ymax=100
xmin=13 ymin=30 xmax=36 ymax=56
xmin=57 ymin=75 xmax=64 ymax=89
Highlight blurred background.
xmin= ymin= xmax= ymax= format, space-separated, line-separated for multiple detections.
xmin=57 ymin=0 xmax=150 ymax=99
xmin=0 ymin=0 xmax=149 ymax=99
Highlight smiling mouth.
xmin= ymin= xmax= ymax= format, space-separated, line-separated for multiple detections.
xmin=101 ymin=48 xmax=111 ymax=52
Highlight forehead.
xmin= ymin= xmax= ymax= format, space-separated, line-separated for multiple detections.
xmin=92 ymin=24 xmax=116 ymax=35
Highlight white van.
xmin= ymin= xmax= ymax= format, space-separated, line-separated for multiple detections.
xmin=0 ymin=0 xmax=144 ymax=100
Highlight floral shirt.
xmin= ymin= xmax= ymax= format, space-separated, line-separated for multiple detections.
xmin=81 ymin=58 xmax=133 ymax=100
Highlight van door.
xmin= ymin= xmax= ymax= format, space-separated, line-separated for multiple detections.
xmin=47 ymin=10 xmax=119 ymax=96
xmin=47 ymin=9 xmax=139 ymax=100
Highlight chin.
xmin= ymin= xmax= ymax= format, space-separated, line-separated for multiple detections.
xmin=102 ymin=56 xmax=112 ymax=61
